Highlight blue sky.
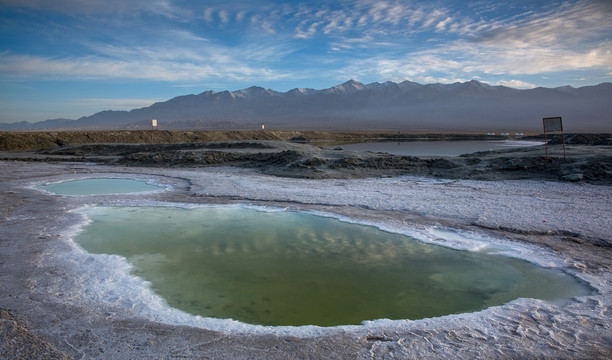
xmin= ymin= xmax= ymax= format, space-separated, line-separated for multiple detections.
xmin=1 ymin=0 xmax=611 ymax=123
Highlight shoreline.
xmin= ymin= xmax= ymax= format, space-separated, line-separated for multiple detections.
xmin=0 ymin=130 xmax=543 ymax=151
xmin=1 ymin=159 xmax=611 ymax=359
xmin=1 ymin=132 xmax=611 ymax=185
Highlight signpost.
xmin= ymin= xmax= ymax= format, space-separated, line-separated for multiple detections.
xmin=152 ymin=119 xmax=158 ymax=130
xmin=542 ymin=116 xmax=566 ymax=161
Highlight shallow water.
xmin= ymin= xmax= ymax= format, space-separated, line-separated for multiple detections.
xmin=39 ymin=178 xmax=163 ymax=195
xmin=335 ymin=140 xmax=544 ymax=157
xmin=74 ymin=206 xmax=591 ymax=327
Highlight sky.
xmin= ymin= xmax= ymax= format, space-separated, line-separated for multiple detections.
xmin=1 ymin=0 xmax=611 ymax=124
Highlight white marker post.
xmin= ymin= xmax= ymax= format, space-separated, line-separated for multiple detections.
xmin=152 ymin=119 xmax=158 ymax=130
xmin=542 ymin=116 xmax=566 ymax=161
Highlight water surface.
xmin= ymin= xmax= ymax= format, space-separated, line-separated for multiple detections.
xmin=336 ymin=140 xmax=543 ymax=157
xmin=74 ymin=206 xmax=591 ymax=326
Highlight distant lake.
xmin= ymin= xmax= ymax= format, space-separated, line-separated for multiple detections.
xmin=333 ymin=140 xmax=544 ymax=157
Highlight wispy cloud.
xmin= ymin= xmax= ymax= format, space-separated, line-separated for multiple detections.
xmin=1 ymin=0 xmax=610 ymax=88
xmin=71 ymin=98 xmax=162 ymax=110
xmin=294 ymin=21 xmax=321 ymax=39
xmin=203 ymin=8 xmax=214 ymax=23
xmin=471 ymin=0 xmax=612 ymax=47
xmin=435 ymin=17 xmax=453 ymax=32
xmin=0 ymin=0 xmax=187 ymax=18
xmin=331 ymin=0 xmax=612 ymax=84
xmin=0 ymin=50 xmax=290 ymax=83
xmin=336 ymin=38 xmax=612 ymax=85
xmin=218 ymin=9 xmax=230 ymax=25
xmin=461 ymin=43 xmax=612 ymax=75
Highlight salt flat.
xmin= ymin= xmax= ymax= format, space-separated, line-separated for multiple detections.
xmin=1 ymin=159 xmax=610 ymax=359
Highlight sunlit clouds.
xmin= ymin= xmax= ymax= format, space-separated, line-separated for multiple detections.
xmin=2 ymin=0 xmax=610 ymax=83
xmin=0 ymin=0 xmax=611 ymax=122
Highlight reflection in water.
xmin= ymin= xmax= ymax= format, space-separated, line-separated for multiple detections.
xmin=75 ymin=206 xmax=591 ymax=326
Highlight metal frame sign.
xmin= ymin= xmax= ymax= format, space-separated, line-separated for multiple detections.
xmin=543 ymin=117 xmax=562 ymax=132
xmin=542 ymin=116 xmax=566 ymax=161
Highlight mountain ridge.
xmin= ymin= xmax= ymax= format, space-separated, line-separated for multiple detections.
xmin=2 ymin=80 xmax=611 ymax=132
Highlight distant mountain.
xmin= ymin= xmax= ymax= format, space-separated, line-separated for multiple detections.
xmin=2 ymin=80 xmax=611 ymax=132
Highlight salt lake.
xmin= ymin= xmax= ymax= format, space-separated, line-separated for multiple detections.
xmin=73 ymin=204 xmax=591 ymax=327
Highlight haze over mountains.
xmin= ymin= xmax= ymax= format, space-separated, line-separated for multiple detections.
xmin=3 ymin=80 xmax=611 ymax=132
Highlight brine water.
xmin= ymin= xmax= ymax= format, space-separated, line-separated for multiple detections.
xmin=39 ymin=178 xmax=162 ymax=195
xmin=74 ymin=206 xmax=591 ymax=327
xmin=334 ymin=140 xmax=544 ymax=157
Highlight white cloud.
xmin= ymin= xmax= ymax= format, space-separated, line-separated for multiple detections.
xmin=259 ymin=20 xmax=276 ymax=34
xmin=0 ymin=54 xmax=199 ymax=81
xmin=322 ymin=10 xmax=354 ymax=35
xmin=295 ymin=21 xmax=320 ymax=39
xmin=235 ymin=10 xmax=246 ymax=23
xmin=352 ymin=0 xmax=612 ymax=82
xmin=71 ymin=98 xmax=162 ymax=110
xmin=171 ymin=83 xmax=225 ymax=89
xmin=377 ymin=56 xmax=462 ymax=76
xmin=435 ymin=17 xmax=452 ymax=32
xmin=459 ymin=42 xmax=612 ymax=75
xmin=334 ymin=35 xmax=612 ymax=86
xmin=218 ymin=10 xmax=230 ymax=25
xmin=495 ymin=80 xmax=536 ymax=89
xmin=472 ymin=0 xmax=612 ymax=48
xmin=415 ymin=75 xmax=469 ymax=84
xmin=286 ymin=0 xmax=450 ymax=41
xmin=0 ymin=50 xmax=290 ymax=83
xmin=422 ymin=9 xmax=446 ymax=28
xmin=3 ymin=0 xmax=610 ymax=89
xmin=167 ymin=30 xmax=209 ymax=43
xmin=203 ymin=8 xmax=214 ymax=23
xmin=0 ymin=0 xmax=186 ymax=18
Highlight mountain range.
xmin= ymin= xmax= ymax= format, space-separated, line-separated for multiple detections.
xmin=2 ymin=80 xmax=611 ymax=132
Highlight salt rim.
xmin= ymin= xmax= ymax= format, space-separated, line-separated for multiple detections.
xmin=30 ymin=174 xmax=174 ymax=196
xmin=26 ymin=167 xmax=607 ymax=339
xmin=50 ymin=200 xmax=596 ymax=338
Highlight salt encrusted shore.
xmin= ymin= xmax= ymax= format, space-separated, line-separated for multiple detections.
xmin=1 ymin=143 xmax=611 ymax=359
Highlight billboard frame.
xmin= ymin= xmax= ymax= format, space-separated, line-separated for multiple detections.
xmin=542 ymin=116 xmax=566 ymax=161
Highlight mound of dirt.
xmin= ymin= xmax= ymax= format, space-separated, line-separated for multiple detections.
xmin=0 ymin=130 xmax=307 ymax=151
